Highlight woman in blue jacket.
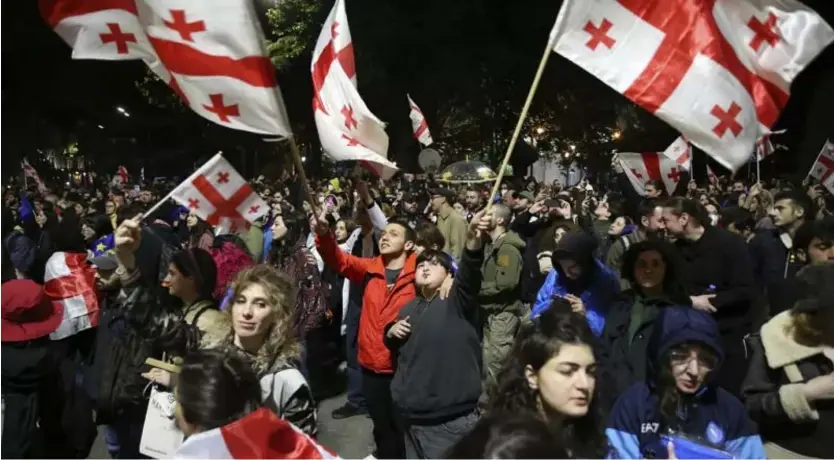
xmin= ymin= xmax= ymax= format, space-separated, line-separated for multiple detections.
xmin=531 ymin=231 xmax=620 ymax=336
xmin=606 ymin=306 xmax=766 ymax=459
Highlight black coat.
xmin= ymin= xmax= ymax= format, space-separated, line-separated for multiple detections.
xmin=675 ymin=226 xmax=758 ymax=336
xmin=598 ymin=294 xmax=678 ymax=410
xmin=742 ymin=311 xmax=834 ymax=458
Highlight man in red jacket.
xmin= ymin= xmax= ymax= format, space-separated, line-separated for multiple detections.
xmin=312 ymin=213 xmax=417 ymax=459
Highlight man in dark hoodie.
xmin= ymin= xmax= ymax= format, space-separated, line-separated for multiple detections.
xmin=384 ymin=213 xmax=490 ymax=459
xmin=606 ymin=306 xmax=766 ymax=459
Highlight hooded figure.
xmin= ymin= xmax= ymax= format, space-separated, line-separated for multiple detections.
xmin=531 ymin=231 xmax=620 ymax=336
xmin=606 ymin=306 xmax=766 ymax=459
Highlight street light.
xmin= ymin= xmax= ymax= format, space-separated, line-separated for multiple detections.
xmin=612 ymin=130 xmax=621 ymax=140
xmin=569 ymin=144 xmax=576 ymax=151
xmin=98 ymin=125 xmax=105 ymax=129
xmin=301 ymin=156 xmax=307 ymax=163
xmin=116 ymin=106 xmax=130 ymax=117
xmin=535 ymin=126 xmax=545 ymax=135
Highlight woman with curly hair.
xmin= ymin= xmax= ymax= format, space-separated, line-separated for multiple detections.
xmin=485 ymin=303 xmax=609 ymax=458
xmin=220 ymin=264 xmax=316 ymax=436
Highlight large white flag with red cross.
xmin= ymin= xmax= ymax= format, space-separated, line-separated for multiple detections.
xmin=550 ymin=0 xmax=834 ymax=171
xmin=39 ymin=0 xmax=292 ymax=137
xmin=21 ymin=160 xmax=49 ymax=195
xmin=311 ymin=0 xmax=398 ymax=179
xmin=170 ymin=154 xmax=268 ymax=232
xmin=618 ymin=151 xmax=686 ymax=196
xmin=407 ymin=94 xmax=433 ymax=147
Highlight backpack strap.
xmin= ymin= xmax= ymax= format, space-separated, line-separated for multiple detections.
xmin=188 ymin=302 xmax=216 ymax=326
xmin=621 ymin=234 xmax=632 ymax=250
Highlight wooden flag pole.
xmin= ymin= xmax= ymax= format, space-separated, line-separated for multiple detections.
xmin=484 ymin=37 xmax=555 ymax=215
xmin=286 ymin=136 xmax=321 ymax=217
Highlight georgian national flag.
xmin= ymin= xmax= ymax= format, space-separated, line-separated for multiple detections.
xmin=809 ymin=139 xmax=834 ymax=183
xmin=21 ymin=159 xmax=49 ymax=194
xmin=44 ymin=252 xmax=101 ymax=340
xmin=175 ymin=408 xmax=338 ymax=459
xmin=549 ymin=0 xmax=834 ymax=171
xmin=171 ymin=154 xmax=267 ymax=232
xmin=755 ymin=129 xmax=786 ymax=161
xmin=39 ymin=0 xmax=292 ymax=137
xmin=407 ymin=94 xmax=433 ymax=146
xmin=618 ymin=151 xmax=685 ymax=196
xmin=311 ymin=0 xmax=398 ymax=179
xmin=659 ymin=136 xmax=691 ymax=170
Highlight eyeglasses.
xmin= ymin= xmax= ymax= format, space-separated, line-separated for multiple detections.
xmin=669 ymin=350 xmax=717 ymax=373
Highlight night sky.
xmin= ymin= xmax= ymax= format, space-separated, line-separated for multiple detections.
xmin=3 ymin=0 xmax=834 ymax=181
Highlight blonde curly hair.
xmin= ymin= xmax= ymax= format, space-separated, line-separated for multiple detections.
xmin=227 ymin=264 xmax=301 ymax=369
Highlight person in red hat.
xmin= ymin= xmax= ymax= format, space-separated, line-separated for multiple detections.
xmin=1 ymin=279 xmax=66 ymax=458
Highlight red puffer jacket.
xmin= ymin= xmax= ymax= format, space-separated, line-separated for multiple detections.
xmin=316 ymin=232 xmax=416 ymax=374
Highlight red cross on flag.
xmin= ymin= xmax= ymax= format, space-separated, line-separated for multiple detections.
xmin=618 ymin=151 xmax=685 ymax=196
xmin=170 ymin=154 xmax=267 ymax=232
xmin=44 ymin=252 xmax=101 ymax=340
xmin=39 ymin=0 xmax=292 ymax=137
xmin=407 ymin=94 xmax=433 ymax=147
xmin=809 ymin=139 xmax=834 ymax=184
xmin=549 ymin=0 xmax=834 ymax=171
xmin=311 ymin=0 xmax=398 ymax=179
xmin=659 ymin=136 xmax=692 ymax=171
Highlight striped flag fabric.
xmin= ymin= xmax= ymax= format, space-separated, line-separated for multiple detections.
xmin=618 ymin=151 xmax=686 ymax=196
xmin=174 ymin=408 xmax=338 ymax=459
xmin=310 ymin=0 xmax=398 ymax=179
xmin=43 ymin=252 xmax=101 ymax=340
xmin=809 ymin=139 xmax=834 ymax=183
xmin=39 ymin=0 xmax=292 ymax=137
xmin=407 ymin=94 xmax=433 ymax=147
xmin=21 ymin=159 xmax=49 ymax=194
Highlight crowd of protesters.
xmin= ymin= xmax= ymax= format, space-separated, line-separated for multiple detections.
xmin=2 ymin=162 xmax=833 ymax=459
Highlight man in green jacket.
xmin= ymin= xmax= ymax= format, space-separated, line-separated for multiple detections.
xmin=478 ymin=203 xmax=526 ymax=404
xmin=430 ymin=188 xmax=469 ymax=262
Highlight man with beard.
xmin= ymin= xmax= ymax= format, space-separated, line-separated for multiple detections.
xmin=748 ymin=190 xmax=811 ymax=316
xmin=400 ymin=192 xmax=424 ymax=230
xmin=660 ymin=197 xmax=756 ymax=397
xmin=606 ymin=199 xmax=666 ymax=289
xmin=464 ymin=187 xmax=484 ymax=222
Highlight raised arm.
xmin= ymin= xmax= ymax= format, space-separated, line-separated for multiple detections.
xmin=311 ymin=214 xmax=373 ymax=284
xmin=453 ymin=213 xmax=489 ymax=310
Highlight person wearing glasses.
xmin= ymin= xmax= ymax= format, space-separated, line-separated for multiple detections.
xmin=606 ymin=306 xmax=766 ymax=459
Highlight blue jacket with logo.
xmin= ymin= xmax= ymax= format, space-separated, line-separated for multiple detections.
xmin=605 ymin=307 xmax=766 ymax=459
xmin=531 ymin=259 xmax=619 ymax=336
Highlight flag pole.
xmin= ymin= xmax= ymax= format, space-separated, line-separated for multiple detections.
xmin=484 ymin=36 xmax=555 ymax=215
xmin=755 ymin=156 xmax=761 ymax=183
xmin=286 ymin=136 xmax=320 ymax=216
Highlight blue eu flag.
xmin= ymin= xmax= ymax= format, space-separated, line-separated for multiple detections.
xmin=91 ymin=234 xmax=115 ymax=257
xmin=18 ymin=193 xmax=34 ymax=222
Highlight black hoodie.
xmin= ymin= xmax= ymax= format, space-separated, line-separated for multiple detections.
xmin=385 ymin=248 xmax=484 ymax=423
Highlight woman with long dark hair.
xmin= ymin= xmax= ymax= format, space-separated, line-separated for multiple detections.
xmin=607 ymin=306 xmax=766 ymax=459
xmin=598 ymin=240 xmax=690 ymax=405
xmin=185 ymin=212 xmax=214 ymax=251
xmin=486 ymin=304 xmax=609 ymax=458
